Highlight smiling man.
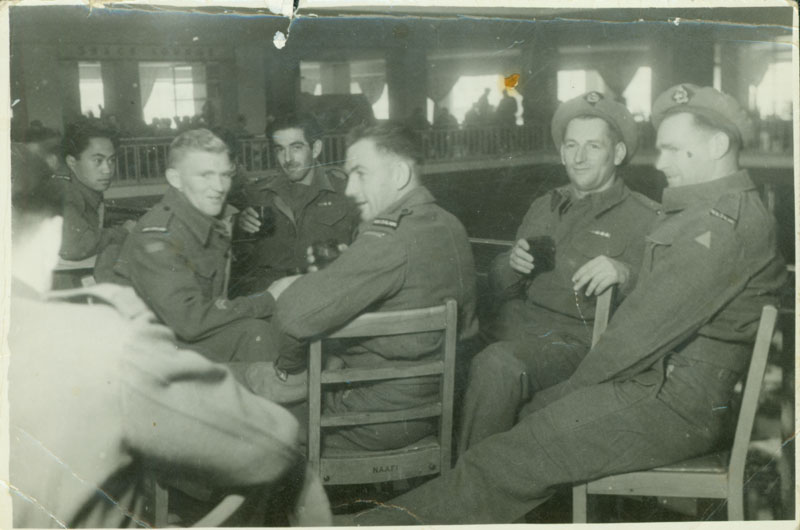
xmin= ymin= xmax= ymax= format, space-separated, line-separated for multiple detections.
xmin=229 ymin=112 xmax=359 ymax=296
xmin=251 ymin=123 xmax=478 ymax=451
xmin=464 ymin=92 xmax=660 ymax=450
xmin=345 ymin=84 xmax=786 ymax=526
xmin=112 ymin=129 xmax=280 ymax=365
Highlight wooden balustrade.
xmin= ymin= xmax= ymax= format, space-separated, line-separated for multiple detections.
xmin=111 ymin=121 xmax=793 ymax=185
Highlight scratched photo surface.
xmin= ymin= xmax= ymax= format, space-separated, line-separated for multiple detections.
xmin=3 ymin=1 xmax=797 ymax=528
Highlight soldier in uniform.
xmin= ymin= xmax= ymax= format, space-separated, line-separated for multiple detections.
xmin=249 ymin=123 xmax=479 ymax=451
xmin=345 ymin=85 xmax=786 ymax=524
xmin=113 ymin=129 xmax=280 ymax=364
xmin=50 ymin=119 xmax=134 ymax=288
xmin=229 ymin=112 xmax=360 ymax=296
xmin=8 ymin=176 xmax=330 ymax=528
xmin=463 ymin=92 xmax=660 ymax=450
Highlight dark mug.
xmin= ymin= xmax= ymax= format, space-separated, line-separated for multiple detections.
xmin=311 ymin=239 xmax=341 ymax=269
xmin=256 ymin=206 xmax=275 ymax=237
xmin=525 ymin=235 xmax=556 ymax=273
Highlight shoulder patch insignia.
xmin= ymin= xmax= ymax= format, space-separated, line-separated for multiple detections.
xmin=317 ymin=200 xmax=333 ymax=207
xmin=709 ymin=208 xmax=736 ymax=225
xmin=141 ymin=226 xmax=168 ymax=233
xmin=214 ymin=298 xmax=228 ymax=310
xmin=694 ymin=231 xmax=711 ymax=249
xmin=362 ymin=230 xmax=388 ymax=238
xmin=145 ymin=241 xmax=166 ymax=253
xmin=373 ymin=218 xmax=399 ymax=229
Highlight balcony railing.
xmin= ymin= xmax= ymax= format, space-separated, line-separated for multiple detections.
xmin=113 ymin=120 xmax=793 ymax=186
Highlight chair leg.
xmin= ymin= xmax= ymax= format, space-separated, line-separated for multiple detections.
xmin=727 ymin=481 xmax=744 ymax=520
xmin=572 ymin=484 xmax=588 ymax=523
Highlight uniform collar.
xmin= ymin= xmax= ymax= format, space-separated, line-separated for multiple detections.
xmin=162 ymin=187 xmax=232 ymax=245
xmin=551 ymin=177 xmax=628 ymax=218
xmin=69 ymin=175 xmax=104 ymax=210
xmin=661 ymin=169 xmax=754 ymax=212
xmin=362 ymin=186 xmax=435 ymax=232
xmin=262 ymin=165 xmax=335 ymax=194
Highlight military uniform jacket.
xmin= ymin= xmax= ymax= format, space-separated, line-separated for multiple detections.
xmin=490 ymin=178 xmax=659 ymax=320
xmin=8 ymin=280 xmax=305 ymax=528
xmin=50 ymin=175 xmax=128 ymax=261
xmin=114 ymin=187 xmax=275 ymax=343
xmin=277 ymin=186 xmax=478 ymax=370
xmin=534 ymin=171 xmax=786 ymax=407
xmin=232 ymin=166 xmax=359 ymax=289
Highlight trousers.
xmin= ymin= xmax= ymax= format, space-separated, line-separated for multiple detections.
xmin=353 ymin=357 xmax=740 ymax=525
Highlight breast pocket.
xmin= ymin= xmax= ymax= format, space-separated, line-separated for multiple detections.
xmin=571 ymin=228 xmax=627 ymax=259
xmin=313 ymin=203 xmax=350 ymax=227
xmin=191 ymin=256 xmax=222 ymax=299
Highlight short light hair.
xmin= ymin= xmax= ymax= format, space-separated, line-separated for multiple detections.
xmin=168 ymin=128 xmax=229 ymax=168
xmin=346 ymin=122 xmax=422 ymax=165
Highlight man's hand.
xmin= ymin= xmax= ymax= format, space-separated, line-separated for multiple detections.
xmin=237 ymin=207 xmax=261 ymax=234
xmin=122 ymin=219 xmax=137 ymax=232
xmin=509 ymin=238 xmax=534 ymax=275
xmin=267 ymin=274 xmax=302 ymax=300
xmin=571 ymin=256 xmax=630 ymax=297
xmin=305 ymin=243 xmax=349 ymax=272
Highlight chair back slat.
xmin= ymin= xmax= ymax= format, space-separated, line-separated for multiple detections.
xmin=728 ymin=305 xmax=778 ymax=477
xmin=325 ymin=305 xmax=449 ymax=338
xmin=321 ymin=403 xmax=443 ymax=428
xmin=321 ymin=360 xmax=444 ymax=384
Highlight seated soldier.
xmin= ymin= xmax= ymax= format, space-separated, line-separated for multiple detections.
xmin=463 ymin=93 xmax=660 ymax=449
xmin=251 ymin=123 xmax=479 ymax=451
xmin=229 ymin=112 xmax=359 ymax=296
xmin=344 ymin=84 xmax=787 ymax=525
xmin=50 ymin=119 xmax=134 ymax=288
xmin=7 ymin=175 xmax=330 ymax=528
xmin=112 ymin=129 xmax=279 ymax=364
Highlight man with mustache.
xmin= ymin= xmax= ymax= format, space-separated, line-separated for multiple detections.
xmin=113 ymin=129 xmax=280 ymax=365
xmin=229 ymin=112 xmax=360 ymax=296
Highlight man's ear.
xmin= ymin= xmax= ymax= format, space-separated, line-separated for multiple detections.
xmin=165 ymin=168 xmax=182 ymax=190
xmin=613 ymin=142 xmax=627 ymax=166
xmin=65 ymin=154 xmax=77 ymax=174
xmin=559 ymin=144 xmax=567 ymax=166
xmin=392 ymin=159 xmax=413 ymax=190
xmin=708 ymin=131 xmax=731 ymax=160
xmin=311 ymin=139 xmax=323 ymax=160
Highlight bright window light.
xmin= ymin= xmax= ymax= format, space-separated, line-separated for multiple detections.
xmin=622 ymin=66 xmax=652 ymax=121
xmin=78 ymin=62 xmax=104 ymax=117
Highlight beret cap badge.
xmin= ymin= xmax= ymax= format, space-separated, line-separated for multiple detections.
xmin=672 ymin=85 xmax=690 ymax=104
xmin=584 ymin=91 xmax=603 ymax=105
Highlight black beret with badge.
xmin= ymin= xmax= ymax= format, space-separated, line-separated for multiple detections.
xmin=651 ymin=84 xmax=755 ymax=148
xmin=551 ymin=91 xmax=639 ymax=164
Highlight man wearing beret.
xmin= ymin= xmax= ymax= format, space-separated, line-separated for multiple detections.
xmin=463 ymin=92 xmax=660 ymax=450
xmin=344 ymin=85 xmax=785 ymax=524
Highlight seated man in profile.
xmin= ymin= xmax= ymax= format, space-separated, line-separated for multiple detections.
xmin=229 ymin=112 xmax=360 ymax=296
xmin=256 ymin=123 xmax=478 ymax=451
xmin=464 ymin=93 xmax=660 ymax=449
xmin=7 ymin=174 xmax=330 ymax=528
xmin=113 ymin=129 xmax=279 ymax=364
xmin=49 ymin=119 xmax=134 ymax=288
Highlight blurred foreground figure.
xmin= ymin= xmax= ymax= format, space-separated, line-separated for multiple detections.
xmin=7 ymin=172 xmax=330 ymax=527
xmin=344 ymin=86 xmax=786 ymax=525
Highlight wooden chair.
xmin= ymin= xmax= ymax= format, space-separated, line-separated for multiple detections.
xmin=572 ymin=304 xmax=779 ymax=522
xmin=307 ymin=299 xmax=458 ymax=485
xmin=143 ymin=476 xmax=245 ymax=527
